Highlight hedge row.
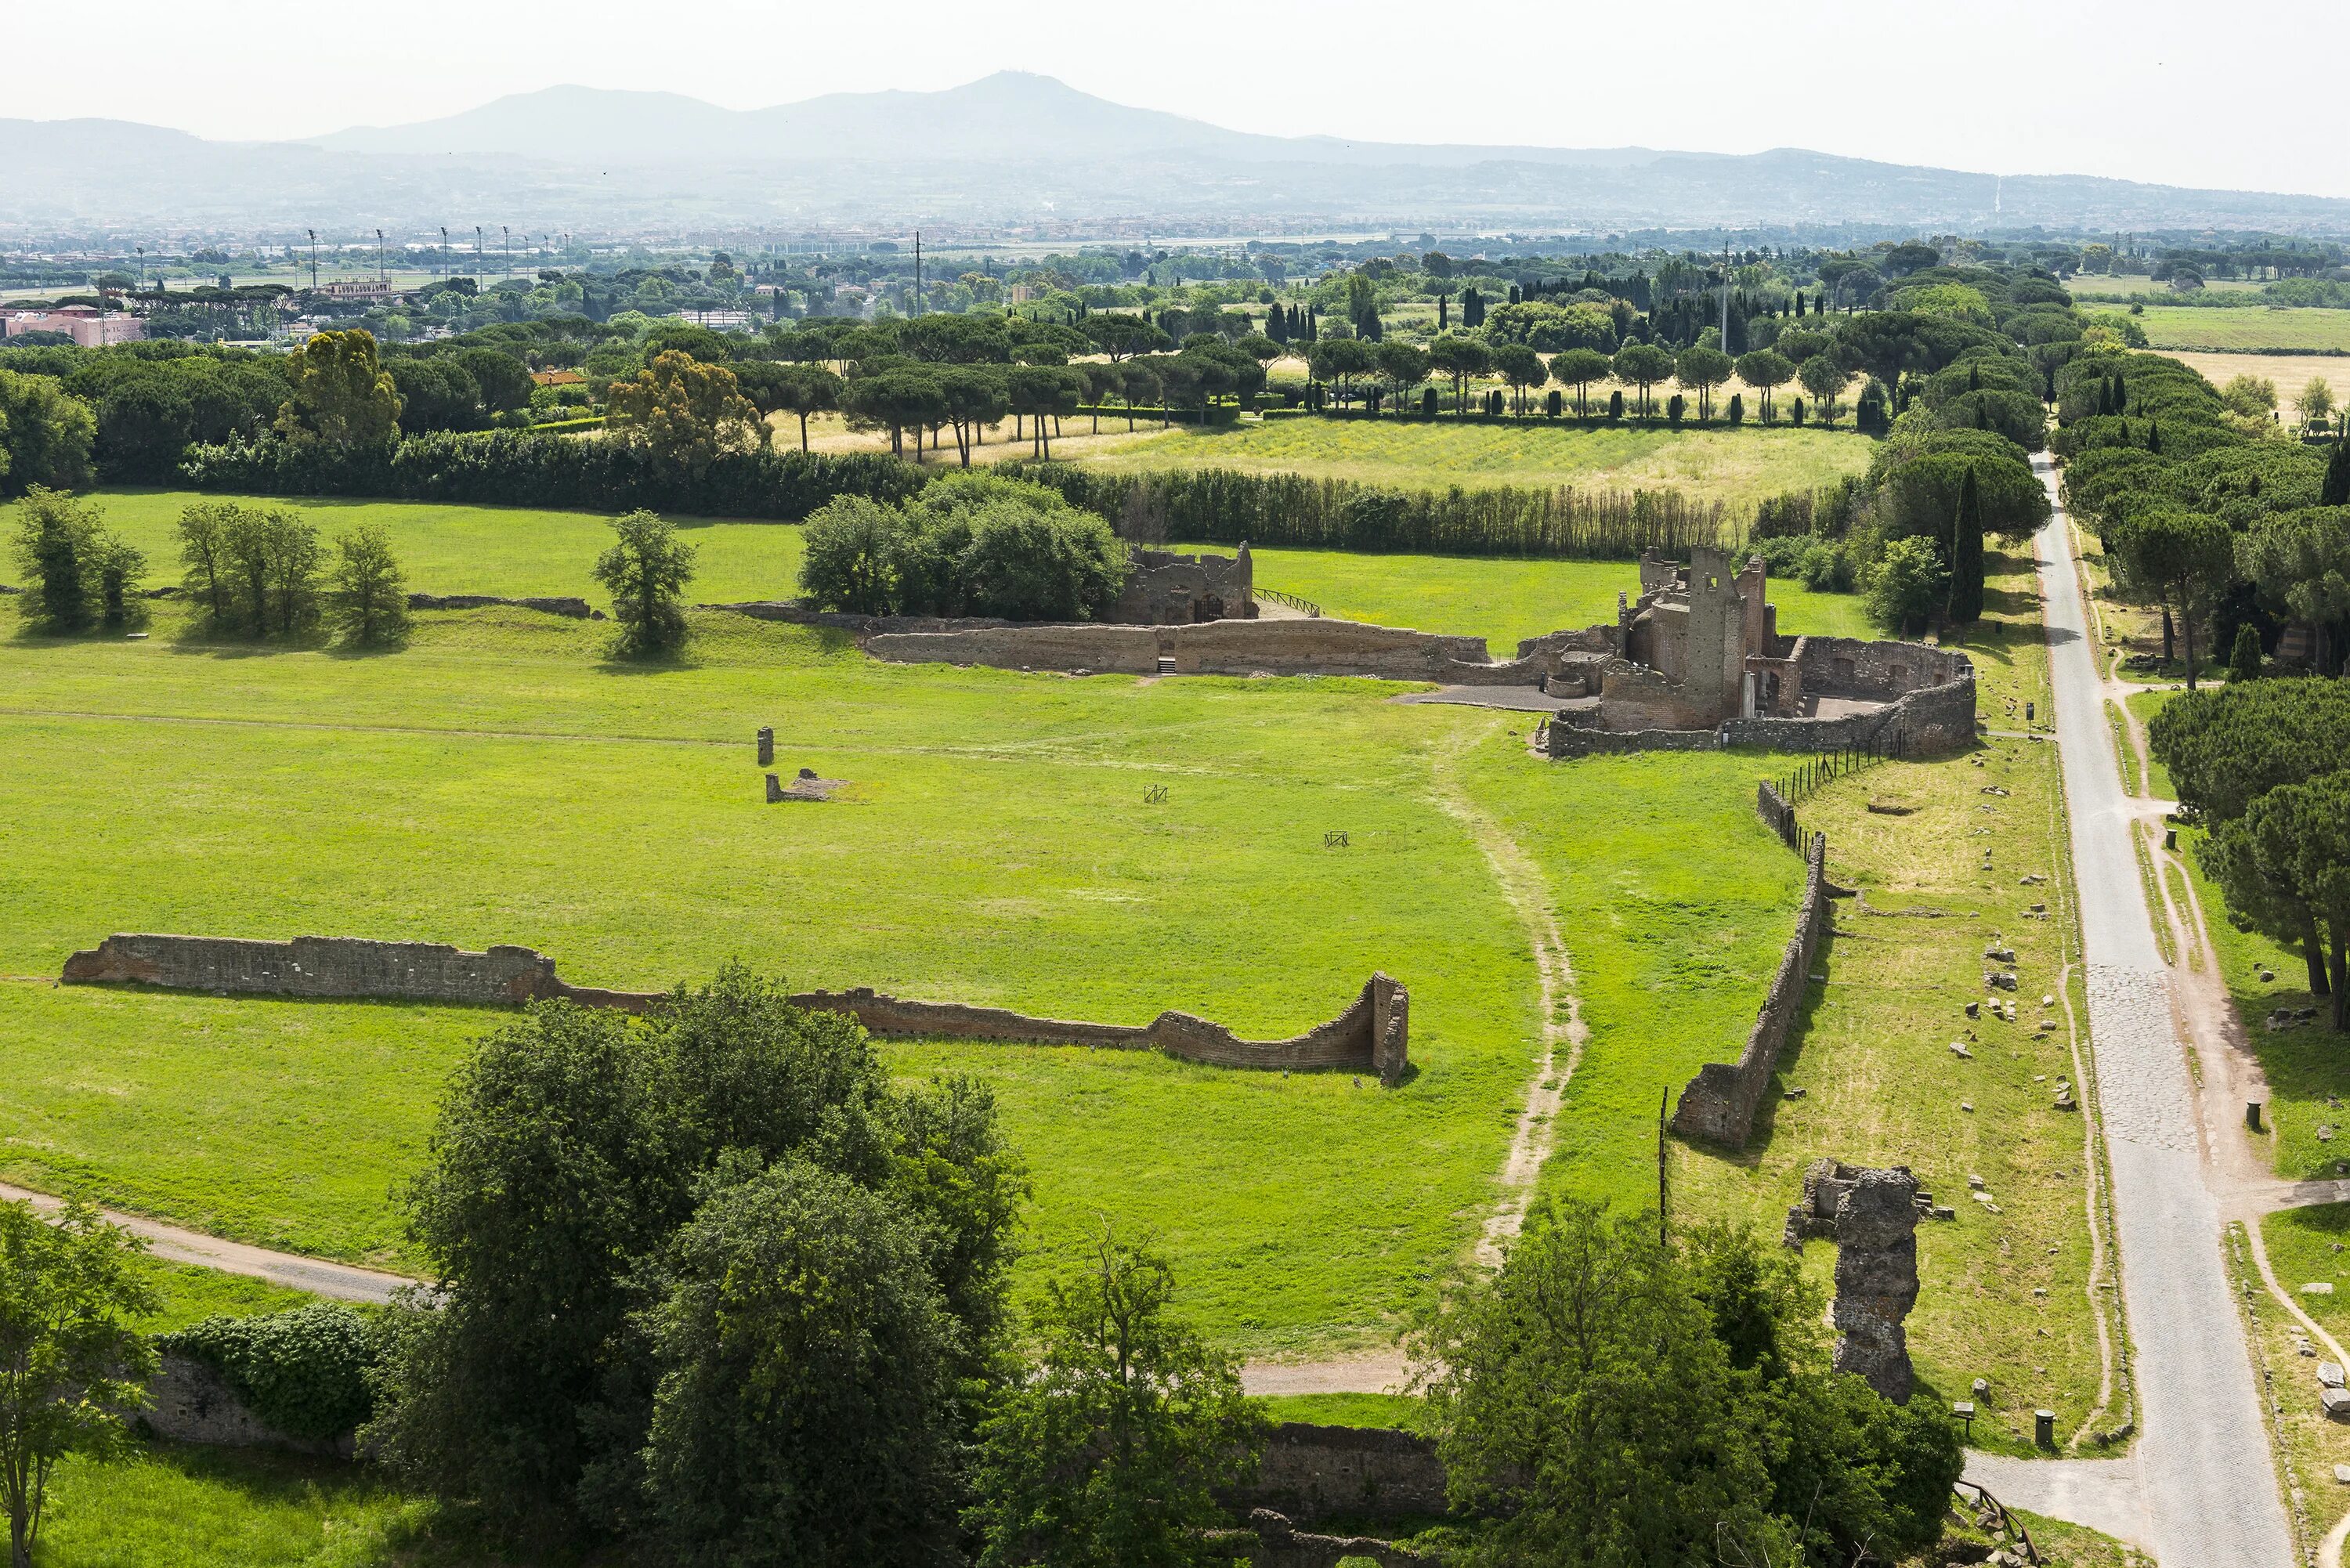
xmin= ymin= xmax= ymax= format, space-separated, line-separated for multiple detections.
xmin=997 ymin=462 xmax=1736 ymax=559
xmin=178 ymin=430 xmax=926 ymax=520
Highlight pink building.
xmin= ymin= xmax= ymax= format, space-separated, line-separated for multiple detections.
xmin=2 ymin=304 xmax=146 ymax=347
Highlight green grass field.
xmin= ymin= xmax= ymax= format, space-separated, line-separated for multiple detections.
xmin=2135 ymin=305 xmax=2350 ymax=353
xmin=0 ymin=594 xmax=1827 ymax=1358
xmin=1070 ymin=420 xmax=1874 ymax=510
xmin=2 ymin=488 xmax=808 ymax=606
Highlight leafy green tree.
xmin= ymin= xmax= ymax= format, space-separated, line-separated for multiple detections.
xmin=1006 ymin=366 xmax=1083 ymax=458
xmin=1118 ymin=362 xmax=1162 ymax=430
xmin=959 ymin=497 xmax=1127 ymax=621
xmin=273 ymin=328 xmax=403 ymax=449
xmin=1550 ymin=347 xmax=1613 ymax=418
xmin=1491 ymin=342 xmax=1546 ymax=415
xmin=2113 ymin=504 xmax=2235 ymax=686
xmin=1949 ymin=466 xmax=1986 ymax=624
xmin=968 ymin=1230 xmax=1266 ymax=1568
xmin=2243 ymin=771 xmax=2350 ymax=1027
xmin=176 ymin=500 xmax=239 ymax=622
xmin=88 ymin=533 xmax=144 ymax=630
xmin=1080 ymin=314 xmax=1172 ymax=363
xmin=1 ymin=1201 xmax=157 ymax=1568
xmin=1735 ymin=349 xmax=1795 ymax=421
xmin=388 ymin=356 xmax=483 ymax=432
xmin=593 ymin=509 xmax=696 ymax=657
xmin=0 ymin=367 xmax=97 ymax=494
xmin=843 ymin=369 xmax=946 ymax=461
xmin=1798 ymin=354 xmax=1852 ymax=426
xmin=2229 ymin=623 xmax=2265 ymax=682
xmin=1373 ymin=341 xmax=1430 ymax=417
xmin=1864 ymin=535 xmax=1949 ymax=636
xmin=638 ymin=1161 xmax=960 ymax=1567
xmin=1428 ymin=334 xmax=1491 ymax=414
xmin=799 ymin=497 xmax=906 ymax=616
xmin=2238 ymin=507 xmax=2350 ymax=677
xmin=1418 ymin=1202 xmax=1793 ymax=1568
xmin=1306 ymin=338 xmax=1374 ymax=410
xmin=1611 ymin=342 xmax=1675 ymax=420
xmin=2323 ymin=439 xmax=2350 ymax=508
xmin=1674 ymin=344 xmax=1734 ymax=421
xmin=607 ymin=351 xmax=765 ymax=475
xmin=328 ymin=525 xmax=410 ymax=645
xmin=934 ymin=366 xmax=1010 ymax=466
xmin=9 ymin=488 xmax=101 ymax=631
xmin=158 ymin=1306 xmax=380 ymax=1445
xmin=733 ymin=363 xmax=842 ymax=452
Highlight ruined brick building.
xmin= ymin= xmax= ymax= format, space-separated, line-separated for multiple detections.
xmin=1115 ymin=543 xmax=1255 ymax=624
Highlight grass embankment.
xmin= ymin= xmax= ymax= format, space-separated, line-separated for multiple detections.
xmin=1 ymin=488 xmax=808 ymax=606
xmin=2251 ymin=1204 xmax=2350 ymax=1546
xmin=1068 ymin=419 xmax=1875 ymax=511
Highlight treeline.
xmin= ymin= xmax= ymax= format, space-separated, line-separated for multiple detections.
xmin=1001 ymin=461 xmax=1737 ymax=559
xmin=182 ymin=426 xmax=923 ymax=521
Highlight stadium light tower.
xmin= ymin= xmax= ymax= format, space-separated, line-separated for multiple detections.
xmin=306 ymin=229 xmax=317 ymax=290
xmin=439 ymin=226 xmax=448 ymax=281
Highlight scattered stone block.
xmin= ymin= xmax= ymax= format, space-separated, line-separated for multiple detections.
xmin=1961 ymin=1101 xmax=1976 ymax=1112
xmin=1987 ymin=971 xmax=2019 ymax=992
xmin=756 ymin=726 xmax=774 ymax=766
xmin=2321 ymin=1362 xmax=2345 ymax=1388
xmin=2304 ymin=1282 xmax=2336 ymax=1296
xmin=765 ymin=773 xmax=783 ymax=803
xmin=2323 ymin=1386 xmax=2350 ymax=1420
xmin=1965 ymin=1000 xmax=1980 ymax=1019
xmin=2260 ymin=969 xmax=2277 ymax=983
xmin=2334 ymin=1464 xmax=2350 ymax=1484
xmin=1932 ymin=1205 xmax=1956 ymax=1219
xmin=1985 ymin=946 xmax=2017 ymax=963
xmin=1950 ymin=1042 xmax=1973 ymax=1059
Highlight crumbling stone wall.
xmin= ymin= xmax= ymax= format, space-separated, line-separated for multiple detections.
xmin=1543 ymin=722 xmax=1720 ymax=759
xmin=1755 ymin=780 xmax=1799 ymax=851
xmin=407 ymin=594 xmax=596 ymax=619
xmin=797 ymin=972 xmax=1409 ymax=1083
xmin=1783 ymin=1161 xmax=1922 ymax=1404
xmin=1790 ymin=634 xmax=1967 ymax=701
xmin=62 ymin=934 xmax=562 ymax=1006
xmin=1117 ymin=544 xmax=1255 ymax=624
xmin=1228 ymin=1422 xmax=1448 ymax=1524
xmin=61 ymin=934 xmax=1408 ymax=1083
xmin=143 ymin=1353 xmax=350 ymax=1458
xmin=1670 ymin=829 xmax=1830 ymax=1147
xmin=868 ymin=616 xmax=1535 ymax=685
xmin=1203 ymin=1511 xmax=1434 ymax=1567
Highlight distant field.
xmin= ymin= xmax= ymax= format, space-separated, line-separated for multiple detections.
xmin=1238 ymin=545 xmax=1872 ymax=654
xmin=2162 ymin=349 xmax=2345 ymax=410
xmin=3 ymin=489 xmax=807 ymax=606
xmin=2136 ymin=305 xmax=2350 ymax=353
xmin=2066 ymin=275 xmax=2264 ymax=298
xmin=1068 ymin=420 xmax=1873 ymax=510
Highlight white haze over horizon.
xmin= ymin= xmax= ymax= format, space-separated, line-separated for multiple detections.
xmin=12 ymin=0 xmax=2348 ymax=201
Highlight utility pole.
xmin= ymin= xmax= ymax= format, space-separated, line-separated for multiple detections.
xmin=439 ymin=226 xmax=448 ymax=282
xmin=375 ymin=229 xmax=385 ymax=281
xmin=913 ymin=229 xmax=922 ymax=316
xmin=1719 ymin=237 xmax=1730 ymax=345
xmin=474 ymin=225 xmax=483 ymax=281
xmin=306 ymin=229 xmax=317 ymax=290
xmin=502 ymin=224 xmax=510 ymax=279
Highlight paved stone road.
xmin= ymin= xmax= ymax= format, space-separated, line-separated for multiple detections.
xmin=1967 ymin=462 xmax=2291 ymax=1566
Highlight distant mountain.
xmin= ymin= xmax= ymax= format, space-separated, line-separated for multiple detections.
xmin=9 ymin=73 xmax=2350 ymax=234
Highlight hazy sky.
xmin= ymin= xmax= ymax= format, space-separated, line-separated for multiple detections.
xmin=17 ymin=0 xmax=2348 ymax=197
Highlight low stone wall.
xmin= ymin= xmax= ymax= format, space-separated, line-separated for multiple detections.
xmin=143 ymin=1353 xmax=349 ymax=1458
xmin=795 ymin=973 xmax=1409 ymax=1084
xmin=1227 ymin=1422 xmax=1448 ymax=1524
xmin=1755 ymin=780 xmax=1799 ymax=851
xmin=1717 ymin=672 xmax=1976 ymax=759
xmin=1543 ymin=723 xmax=1719 ymax=758
xmin=407 ymin=593 xmax=596 ymax=619
xmin=866 ymin=616 xmax=1540 ymax=685
xmin=1670 ymin=828 xmax=1831 ymax=1149
xmin=60 ymin=934 xmax=1408 ymax=1083
xmin=62 ymin=934 xmax=562 ymax=1006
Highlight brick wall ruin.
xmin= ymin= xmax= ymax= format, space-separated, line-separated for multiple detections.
xmin=866 ymin=616 xmax=1538 ymax=685
xmin=407 ymin=594 xmax=596 ymax=619
xmin=60 ymin=934 xmax=1408 ymax=1083
xmin=1669 ymin=826 xmax=1831 ymax=1148
xmin=143 ymin=1353 xmax=350 ymax=1458
xmin=1118 ymin=544 xmax=1255 ymax=625
xmin=1227 ymin=1422 xmax=1448 ymax=1524
xmin=1783 ymin=1161 xmax=1923 ymax=1404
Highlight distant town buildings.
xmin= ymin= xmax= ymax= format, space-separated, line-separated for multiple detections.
xmin=2 ymin=305 xmax=145 ymax=345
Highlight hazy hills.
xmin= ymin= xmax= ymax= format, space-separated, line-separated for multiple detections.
xmin=9 ymin=72 xmax=2349 ymax=236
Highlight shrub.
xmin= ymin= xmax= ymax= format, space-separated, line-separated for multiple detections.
xmin=329 ymin=524 xmax=410 ymax=645
xmin=799 ymin=473 xmax=1126 ymax=621
xmin=181 ymin=429 xmax=922 ymax=522
xmin=159 ymin=1306 xmax=381 ymax=1443
xmin=595 ymin=510 xmax=696 ymax=656
xmin=1862 ymin=535 xmax=1947 ymax=634
xmin=1726 ymin=393 xmax=1744 ymax=426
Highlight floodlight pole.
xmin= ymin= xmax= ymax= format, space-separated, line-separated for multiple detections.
xmin=439 ymin=226 xmax=448 ymax=281
xmin=376 ymin=229 xmax=385 ymax=280
xmin=503 ymin=224 xmax=510 ymax=278
xmin=307 ymin=229 xmax=317 ymax=290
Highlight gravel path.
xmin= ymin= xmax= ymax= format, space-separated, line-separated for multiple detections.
xmin=1972 ymin=462 xmax=2292 ymax=1567
xmin=0 ymin=1180 xmax=417 ymax=1305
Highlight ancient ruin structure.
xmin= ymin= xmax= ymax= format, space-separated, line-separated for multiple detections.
xmin=1536 ymin=547 xmax=1976 ymax=757
xmin=828 ymin=546 xmax=1976 ymax=758
xmin=60 ymin=934 xmax=1409 ymax=1083
xmin=1234 ymin=1422 xmax=1449 ymax=1524
xmin=1204 ymin=1511 xmax=1434 ymax=1567
xmin=1116 ymin=543 xmax=1255 ymax=624
xmin=1784 ymin=1160 xmax=1925 ymax=1403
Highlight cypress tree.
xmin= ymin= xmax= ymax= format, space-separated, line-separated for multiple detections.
xmin=2322 ymin=439 xmax=2350 ymax=507
xmin=2146 ymin=419 xmax=2162 ymax=455
xmin=1950 ymin=467 xmax=1986 ymax=623
xmin=2229 ymin=623 xmax=2264 ymax=682
xmin=1794 ymin=291 xmax=1806 ymax=318
xmin=1437 ymin=292 xmax=1449 ymax=329
xmin=1968 ymin=363 xmax=1981 ymax=392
